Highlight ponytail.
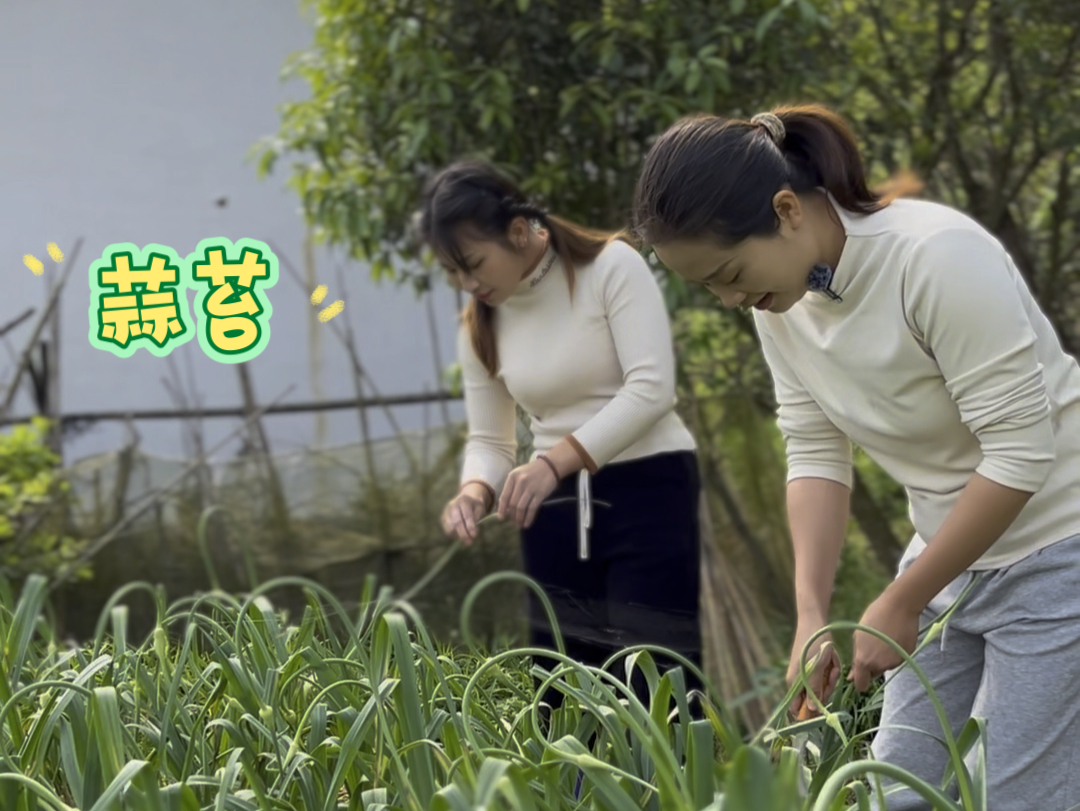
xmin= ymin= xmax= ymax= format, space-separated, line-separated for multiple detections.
xmin=772 ymin=105 xmax=900 ymax=214
xmin=632 ymin=103 xmax=922 ymax=246
xmin=538 ymin=212 xmax=622 ymax=299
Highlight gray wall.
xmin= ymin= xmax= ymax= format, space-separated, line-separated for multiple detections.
xmin=0 ymin=0 xmax=465 ymax=465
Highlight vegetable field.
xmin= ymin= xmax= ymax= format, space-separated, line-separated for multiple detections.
xmin=0 ymin=569 xmax=987 ymax=810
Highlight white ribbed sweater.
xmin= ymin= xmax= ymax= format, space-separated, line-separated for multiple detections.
xmin=458 ymin=239 xmax=696 ymax=496
xmin=755 ymin=197 xmax=1080 ymax=569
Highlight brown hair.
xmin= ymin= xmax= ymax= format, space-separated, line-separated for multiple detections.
xmin=417 ymin=160 xmax=620 ymax=376
xmin=631 ymin=103 xmax=922 ymax=246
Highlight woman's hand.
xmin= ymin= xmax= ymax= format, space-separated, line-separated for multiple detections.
xmin=497 ymin=458 xmax=560 ymax=529
xmin=842 ymin=473 xmax=1033 ymax=694
xmin=787 ymin=620 xmax=842 ymax=719
xmin=848 ymin=589 xmax=921 ymax=692
xmin=440 ymin=483 xmax=491 ymax=545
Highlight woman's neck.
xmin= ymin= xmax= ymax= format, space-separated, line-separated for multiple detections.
xmin=809 ymin=192 xmax=847 ymax=269
xmin=518 ymin=230 xmax=550 ymax=280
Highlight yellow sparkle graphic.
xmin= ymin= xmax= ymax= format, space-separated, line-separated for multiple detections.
xmin=317 ymin=300 xmax=344 ymax=322
xmin=24 ymin=243 xmax=64 ymax=276
xmin=309 ymin=284 xmax=343 ymax=322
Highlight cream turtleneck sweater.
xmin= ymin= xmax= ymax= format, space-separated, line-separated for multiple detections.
xmin=458 ymin=239 xmax=696 ymax=496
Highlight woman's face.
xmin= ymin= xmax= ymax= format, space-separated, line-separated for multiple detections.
xmin=439 ymin=219 xmax=536 ymax=307
xmin=652 ymin=233 xmax=817 ymax=313
xmin=651 ymin=190 xmax=826 ymax=313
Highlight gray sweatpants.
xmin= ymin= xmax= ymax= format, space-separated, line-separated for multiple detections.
xmin=869 ymin=533 xmax=1080 ymax=810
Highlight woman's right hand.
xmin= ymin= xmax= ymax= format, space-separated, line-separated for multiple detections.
xmin=440 ymin=483 xmax=491 ymax=545
xmin=786 ymin=621 xmax=841 ymax=720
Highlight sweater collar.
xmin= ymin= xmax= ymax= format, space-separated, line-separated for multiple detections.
xmin=513 ymin=244 xmax=559 ymax=295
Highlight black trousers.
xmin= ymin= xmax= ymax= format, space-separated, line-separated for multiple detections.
xmin=521 ymin=450 xmax=703 ymax=710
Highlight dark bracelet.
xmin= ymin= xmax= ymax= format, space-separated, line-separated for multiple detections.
xmin=460 ymin=479 xmax=495 ymax=512
xmin=536 ymin=454 xmax=560 ymax=483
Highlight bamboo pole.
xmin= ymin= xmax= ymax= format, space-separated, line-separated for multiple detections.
xmin=0 ymin=391 xmax=458 ymax=428
xmin=303 ymin=229 xmax=329 ymax=448
xmin=49 ymin=384 xmax=297 ymax=588
xmin=162 ymin=353 xmax=214 ymax=507
xmin=44 ymin=268 xmax=62 ymax=458
xmin=424 ymin=283 xmax=452 ymax=428
xmin=235 ymin=363 xmax=294 ymax=558
xmin=331 ymin=261 xmax=397 ymax=576
xmin=0 ymin=309 xmax=35 ymax=340
xmin=267 ymin=239 xmax=421 ymax=474
xmin=0 ymin=238 xmax=83 ymax=419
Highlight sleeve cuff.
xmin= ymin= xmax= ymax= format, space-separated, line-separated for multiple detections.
xmin=565 ymin=434 xmax=599 ymax=474
xmin=786 ymin=463 xmax=854 ymax=489
xmin=971 ymin=414 xmax=1057 ymax=493
xmin=974 ymin=456 xmax=1054 ymax=494
xmin=460 ymin=478 xmax=496 ymax=511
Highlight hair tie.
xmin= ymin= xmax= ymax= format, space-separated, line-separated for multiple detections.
xmin=750 ymin=112 xmax=785 ymax=147
xmin=503 ymin=196 xmax=548 ymax=220
xmin=536 ymin=454 xmax=560 ymax=483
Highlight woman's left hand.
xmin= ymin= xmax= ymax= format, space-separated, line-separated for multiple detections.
xmin=848 ymin=589 xmax=921 ymax=692
xmin=497 ymin=459 xmax=560 ymax=529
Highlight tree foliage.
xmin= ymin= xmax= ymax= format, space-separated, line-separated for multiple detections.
xmin=0 ymin=418 xmax=88 ymax=582
xmin=810 ymin=0 xmax=1080 ymax=352
xmin=253 ymin=0 xmax=826 ymax=280
xmin=257 ymin=0 xmax=1080 ymax=318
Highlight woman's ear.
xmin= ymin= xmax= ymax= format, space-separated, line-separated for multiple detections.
xmin=772 ymin=189 xmax=804 ymax=233
xmin=508 ymin=216 xmax=531 ymax=249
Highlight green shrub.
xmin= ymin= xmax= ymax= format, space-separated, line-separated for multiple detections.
xmin=0 ymin=417 xmax=88 ymax=582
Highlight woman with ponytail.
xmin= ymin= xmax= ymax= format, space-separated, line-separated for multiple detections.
xmin=417 ymin=160 xmax=702 ymax=708
xmin=632 ymin=105 xmax=1080 ymax=809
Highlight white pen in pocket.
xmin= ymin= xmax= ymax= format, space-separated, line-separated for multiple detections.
xmin=577 ymin=469 xmax=592 ymax=561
